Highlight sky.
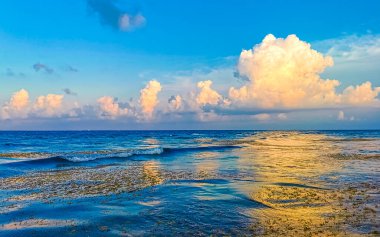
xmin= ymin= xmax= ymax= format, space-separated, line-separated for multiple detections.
xmin=0 ymin=0 xmax=379 ymax=130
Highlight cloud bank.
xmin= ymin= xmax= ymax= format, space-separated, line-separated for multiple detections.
xmin=2 ymin=34 xmax=379 ymax=128
xmin=0 ymin=89 xmax=67 ymax=120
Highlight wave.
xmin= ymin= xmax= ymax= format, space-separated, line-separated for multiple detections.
xmin=61 ymin=145 xmax=241 ymax=162
xmin=164 ymin=145 xmax=241 ymax=153
xmin=57 ymin=147 xmax=165 ymax=162
xmin=0 ymin=145 xmax=241 ymax=163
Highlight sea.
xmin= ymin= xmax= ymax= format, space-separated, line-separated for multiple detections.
xmin=0 ymin=130 xmax=379 ymax=236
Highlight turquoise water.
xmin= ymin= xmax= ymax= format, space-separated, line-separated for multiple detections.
xmin=0 ymin=130 xmax=379 ymax=236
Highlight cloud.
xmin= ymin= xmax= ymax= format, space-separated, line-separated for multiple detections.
xmin=229 ymin=34 xmax=337 ymax=108
xmin=337 ymin=110 xmax=355 ymax=121
xmin=33 ymin=94 xmax=64 ymax=117
xmin=168 ymin=95 xmax=182 ymax=110
xmin=139 ymin=80 xmax=162 ymax=119
xmin=87 ymin=0 xmax=146 ymax=31
xmin=97 ymin=96 xmax=129 ymax=118
xmin=252 ymin=113 xmax=271 ymax=121
xmin=196 ymin=80 xmax=229 ymax=106
xmin=277 ymin=113 xmax=288 ymax=120
xmin=316 ymin=34 xmax=380 ymax=63
xmin=228 ymin=34 xmax=380 ymax=109
xmin=196 ymin=80 xmax=222 ymax=106
xmin=33 ymin=63 xmax=54 ymax=74
xmin=119 ymin=13 xmax=146 ymax=31
xmin=313 ymin=34 xmax=380 ymax=91
xmin=9 ymin=89 xmax=29 ymax=110
xmin=5 ymin=68 xmax=15 ymax=77
xmin=337 ymin=110 xmax=345 ymax=120
xmin=63 ymin=88 xmax=78 ymax=96
xmin=2 ymin=34 xmax=379 ymax=129
xmin=0 ymin=90 xmax=73 ymax=120
xmin=0 ymin=89 xmax=30 ymax=119
xmin=64 ymin=65 xmax=79 ymax=73
xmin=4 ymin=68 xmax=25 ymax=77
xmin=341 ymin=82 xmax=380 ymax=105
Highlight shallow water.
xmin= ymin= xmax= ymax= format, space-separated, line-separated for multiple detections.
xmin=0 ymin=130 xmax=379 ymax=236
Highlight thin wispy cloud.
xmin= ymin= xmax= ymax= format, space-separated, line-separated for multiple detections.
xmin=87 ymin=0 xmax=146 ymax=31
xmin=4 ymin=68 xmax=25 ymax=78
xmin=64 ymin=65 xmax=79 ymax=73
xmin=63 ymin=88 xmax=78 ymax=96
xmin=33 ymin=63 xmax=54 ymax=74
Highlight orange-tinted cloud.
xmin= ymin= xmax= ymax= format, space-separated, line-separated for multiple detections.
xmin=0 ymin=89 xmax=30 ymax=119
xmin=33 ymin=94 xmax=64 ymax=117
xmin=97 ymin=96 xmax=129 ymax=118
xmin=139 ymin=80 xmax=162 ymax=119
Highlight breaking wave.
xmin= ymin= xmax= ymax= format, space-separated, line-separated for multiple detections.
xmin=0 ymin=145 xmax=241 ymax=163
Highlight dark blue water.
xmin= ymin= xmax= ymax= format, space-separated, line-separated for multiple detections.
xmin=0 ymin=130 xmax=379 ymax=236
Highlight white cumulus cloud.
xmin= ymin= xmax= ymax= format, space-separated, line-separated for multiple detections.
xmin=228 ymin=34 xmax=380 ymax=109
xmin=0 ymin=89 xmax=30 ymax=119
xmin=196 ymin=80 xmax=227 ymax=106
xmin=97 ymin=96 xmax=129 ymax=119
xmin=341 ymin=82 xmax=380 ymax=105
xmin=139 ymin=80 xmax=162 ymax=119
xmin=33 ymin=94 xmax=64 ymax=117
xmin=1 ymin=90 xmax=67 ymax=119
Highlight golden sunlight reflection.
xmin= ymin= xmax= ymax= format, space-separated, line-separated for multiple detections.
xmin=142 ymin=160 xmax=163 ymax=185
xmin=142 ymin=138 xmax=160 ymax=145
xmin=233 ymin=131 xmax=375 ymax=235
xmin=237 ymin=132 xmax=341 ymax=183
xmin=194 ymin=151 xmax=220 ymax=178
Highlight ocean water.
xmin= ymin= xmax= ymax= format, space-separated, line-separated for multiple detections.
xmin=0 ymin=130 xmax=379 ymax=236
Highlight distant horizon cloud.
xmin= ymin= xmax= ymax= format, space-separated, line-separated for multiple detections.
xmin=97 ymin=96 xmax=130 ymax=118
xmin=87 ymin=0 xmax=146 ymax=31
xmin=0 ymin=89 xmax=30 ymax=119
xmin=0 ymin=89 xmax=65 ymax=119
xmin=33 ymin=94 xmax=64 ymax=117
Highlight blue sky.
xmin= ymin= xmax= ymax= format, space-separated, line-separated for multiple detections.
xmin=0 ymin=0 xmax=380 ymax=130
